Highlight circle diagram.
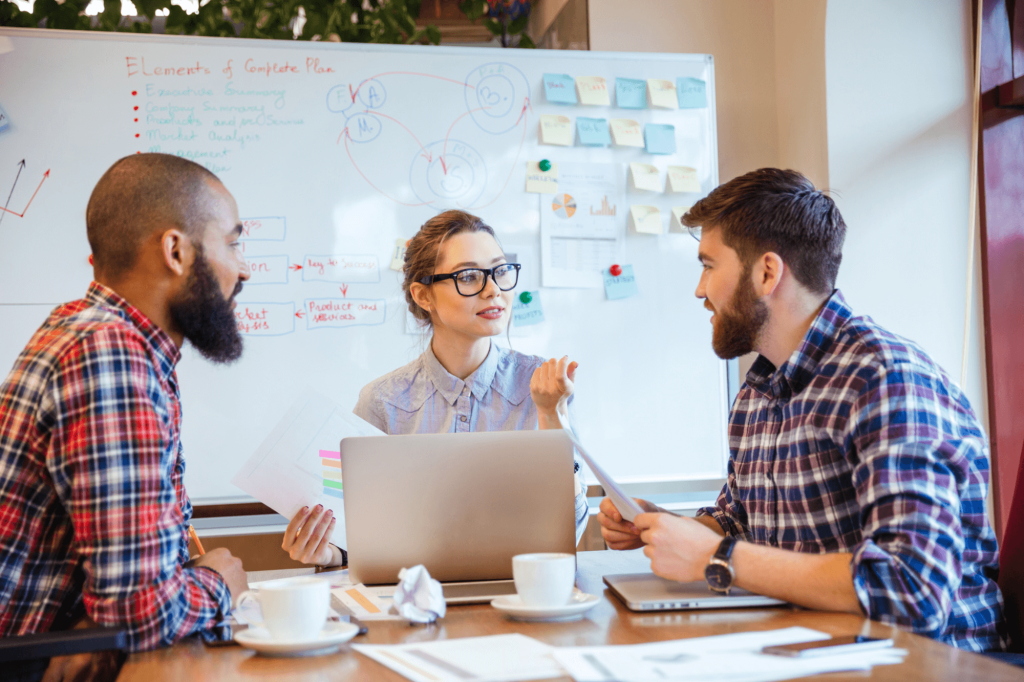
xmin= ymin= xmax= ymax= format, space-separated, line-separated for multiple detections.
xmin=552 ymin=194 xmax=577 ymax=219
xmin=409 ymin=140 xmax=487 ymax=207
xmin=464 ymin=63 xmax=531 ymax=135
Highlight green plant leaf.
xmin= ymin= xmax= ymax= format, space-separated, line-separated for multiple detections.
xmin=517 ymin=33 xmax=535 ymax=48
xmin=507 ymin=12 xmax=527 ymax=35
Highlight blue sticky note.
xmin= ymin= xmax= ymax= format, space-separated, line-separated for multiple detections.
xmin=0 ymin=102 xmax=9 ymax=133
xmin=604 ymin=265 xmax=638 ymax=300
xmin=644 ymin=124 xmax=676 ymax=155
xmin=577 ymin=117 xmax=611 ymax=147
xmin=615 ymin=78 xmax=647 ymax=109
xmin=543 ymin=74 xmax=577 ymax=104
xmin=513 ymin=291 xmax=545 ymax=326
xmin=677 ymin=77 xmax=707 ymax=108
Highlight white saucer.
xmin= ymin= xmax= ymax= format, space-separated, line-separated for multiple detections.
xmin=491 ymin=592 xmax=600 ymax=621
xmin=234 ymin=621 xmax=360 ymax=657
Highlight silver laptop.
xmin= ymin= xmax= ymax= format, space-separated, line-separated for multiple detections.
xmin=341 ymin=430 xmax=577 ymax=603
xmin=604 ymin=573 xmax=786 ymax=611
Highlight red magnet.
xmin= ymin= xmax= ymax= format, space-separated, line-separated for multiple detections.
xmin=609 ymin=264 xmax=622 ymax=277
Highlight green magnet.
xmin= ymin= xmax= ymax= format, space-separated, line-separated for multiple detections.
xmin=538 ymin=159 xmax=552 ymax=172
xmin=519 ymin=291 xmax=533 ymax=304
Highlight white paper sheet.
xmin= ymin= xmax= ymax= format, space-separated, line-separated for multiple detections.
xmin=556 ymin=414 xmax=644 ymax=522
xmin=354 ymin=634 xmax=563 ymax=682
xmin=540 ymin=163 xmax=625 ymax=288
xmin=552 ymin=627 xmax=906 ymax=682
xmin=230 ymin=388 xmax=384 ymax=548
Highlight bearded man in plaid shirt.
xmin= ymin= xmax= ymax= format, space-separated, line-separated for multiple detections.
xmin=0 ymin=154 xmax=251 ymax=680
xmin=598 ymin=168 xmax=1005 ymax=652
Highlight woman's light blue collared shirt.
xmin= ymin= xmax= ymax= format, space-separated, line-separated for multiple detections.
xmin=353 ymin=342 xmax=588 ymax=543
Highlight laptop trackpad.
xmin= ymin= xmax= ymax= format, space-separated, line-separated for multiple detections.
xmin=442 ymin=580 xmax=517 ymax=604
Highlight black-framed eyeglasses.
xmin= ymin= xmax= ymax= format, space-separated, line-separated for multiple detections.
xmin=419 ymin=263 xmax=521 ymax=297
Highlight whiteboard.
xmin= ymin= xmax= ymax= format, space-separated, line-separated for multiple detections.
xmin=0 ymin=28 xmax=731 ymax=502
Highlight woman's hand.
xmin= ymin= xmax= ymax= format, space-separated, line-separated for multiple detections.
xmin=597 ymin=497 xmax=661 ymax=550
xmin=531 ymin=356 xmax=578 ymax=429
xmin=281 ymin=505 xmax=340 ymax=566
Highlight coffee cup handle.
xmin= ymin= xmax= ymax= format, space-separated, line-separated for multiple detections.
xmin=234 ymin=590 xmax=265 ymax=628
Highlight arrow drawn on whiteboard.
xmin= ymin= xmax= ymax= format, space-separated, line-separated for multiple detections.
xmin=459 ymin=97 xmax=530 ymax=211
xmin=0 ymin=167 xmax=50 ymax=220
xmin=365 ymin=110 xmax=433 ymax=162
xmin=0 ymin=159 xmax=25 ymax=227
xmin=439 ymin=106 xmax=492 ymax=175
xmin=349 ymin=71 xmax=476 ymax=104
xmin=340 ymin=128 xmax=434 ymax=208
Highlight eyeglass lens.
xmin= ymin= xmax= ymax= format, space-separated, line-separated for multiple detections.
xmin=453 ymin=264 xmax=518 ymax=295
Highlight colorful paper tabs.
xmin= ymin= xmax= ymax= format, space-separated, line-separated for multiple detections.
xmin=604 ymin=264 xmax=639 ymax=300
xmin=526 ymin=161 xmax=559 ymax=194
xmin=513 ymin=291 xmax=545 ymax=327
xmin=539 ymin=115 xmax=574 ymax=146
xmin=544 ymin=74 xmax=577 ymax=104
xmin=577 ymin=117 xmax=611 ymax=147
xmin=610 ymin=119 xmax=644 ymax=147
xmin=647 ymin=79 xmax=678 ymax=109
xmin=576 ymin=76 xmax=611 ymax=106
xmin=615 ymin=78 xmax=647 ymax=109
xmin=320 ymin=449 xmax=343 ymax=499
xmin=629 ymin=163 xmax=661 ymax=192
xmin=629 ymin=206 xmax=663 ymax=235
xmin=667 ymin=166 xmax=701 ymax=193
xmin=644 ymin=124 xmax=676 ymax=155
xmin=677 ymin=77 xmax=708 ymax=108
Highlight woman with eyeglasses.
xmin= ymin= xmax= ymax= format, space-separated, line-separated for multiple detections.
xmin=281 ymin=210 xmax=587 ymax=568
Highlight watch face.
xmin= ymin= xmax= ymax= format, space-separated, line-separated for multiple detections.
xmin=704 ymin=562 xmax=733 ymax=591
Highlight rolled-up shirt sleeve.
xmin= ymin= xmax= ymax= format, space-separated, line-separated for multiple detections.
xmin=696 ymin=457 xmax=750 ymax=539
xmin=846 ymin=364 xmax=977 ymax=638
xmin=47 ymin=329 xmax=231 ymax=652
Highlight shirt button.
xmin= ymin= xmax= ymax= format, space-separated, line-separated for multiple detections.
xmin=460 ymin=415 xmax=467 ymax=422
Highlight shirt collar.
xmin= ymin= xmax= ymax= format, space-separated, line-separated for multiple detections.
xmin=85 ymin=281 xmax=181 ymax=380
xmin=744 ymin=289 xmax=851 ymax=398
xmin=422 ymin=341 xmax=500 ymax=406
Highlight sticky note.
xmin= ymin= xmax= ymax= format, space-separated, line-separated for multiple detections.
xmin=576 ymin=76 xmax=611 ymax=106
xmin=670 ymin=206 xmax=693 ymax=233
xmin=576 ymin=117 xmax=611 ymax=147
xmin=526 ymin=161 xmax=559 ymax=194
xmin=604 ymin=264 xmax=639 ymax=300
xmin=667 ymin=166 xmax=701 ymax=193
xmin=629 ymin=206 xmax=663 ymax=235
xmin=513 ymin=291 xmax=545 ymax=327
xmin=644 ymin=124 xmax=676 ymax=155
xmin=539 ymin=115 xmax=573 ymax=146
xmin=390 ymin=238 xmax=408 ymax=272
xmin=615 ymin=78 xmax=647 ymax=109
xmin=647 ymin=79 xmax=678 ymax=109
xmin=0 ymin=102 xmax=9 ymax=133
xmin=629 ymin=163 xmax=661 ymax=192
xmin=543 ymin=74 xmax=577 ymax=104
xmin=677 ymin=77 xmax=708 ymax=108
xmin=610 ymin=119 xmax=644 ymax=147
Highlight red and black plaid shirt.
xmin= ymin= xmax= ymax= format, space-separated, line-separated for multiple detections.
xmin=0 ymin=282 xmax=230 ymax=651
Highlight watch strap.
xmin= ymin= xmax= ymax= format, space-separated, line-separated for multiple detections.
xmin=713 ymin=535 xmax=737 ymax=562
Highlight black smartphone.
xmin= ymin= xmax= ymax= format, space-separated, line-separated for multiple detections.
xmin=762 ymin=635 xmax=893 ymax=658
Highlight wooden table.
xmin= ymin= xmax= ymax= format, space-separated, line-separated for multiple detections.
xmin=117 ymin=550 xmax=1024 ymax=681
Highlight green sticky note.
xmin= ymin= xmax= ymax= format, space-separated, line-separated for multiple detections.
xmin=544 ymin=74 xmax=577 ymax=104
xmin=615 ymin=78 xmax=647 ymax=109
xmin=513 ymin=290 xmax=545 ymax=326
xmin=577 ymin=117 xmax=611 ymax=147
xmin=677 ymin=77 xmax=707 ymax=108
xmin=644 ymin=124 xmax=676 ymax=155
xmin=604 ymin=265 xmax=638 ymax=300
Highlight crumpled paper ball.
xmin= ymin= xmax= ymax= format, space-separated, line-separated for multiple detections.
xmin=390 ymin=564 xmax=446 ymax=624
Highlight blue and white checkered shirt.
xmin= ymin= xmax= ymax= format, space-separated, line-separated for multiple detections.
xmin=697 ymin=290 xmax=1004 ymax=652
xmin=354 ymin=342 xmax=589 ymax=544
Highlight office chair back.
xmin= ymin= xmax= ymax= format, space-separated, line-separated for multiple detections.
xmin=999 ymin=439 xmax=1024 ymax=653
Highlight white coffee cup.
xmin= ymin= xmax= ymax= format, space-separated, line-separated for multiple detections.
xmin=512 ymin=553 xmax=576 ymax=607
xmin=237 ymin=576 xmax=330 ymax=641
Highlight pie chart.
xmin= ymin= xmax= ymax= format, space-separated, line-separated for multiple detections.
xmin=552 ymin=194 xmax=576 ymax=219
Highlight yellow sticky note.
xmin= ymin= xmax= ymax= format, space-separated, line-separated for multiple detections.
xmin=390 ymin=238 xmax=409 ymax=271
xmin=670 ymin=206 xmax=693 ymax=233
xmin=647 ymin=79 xmax=678 ymax=109
xmin=576 ymin=76 xmax=611 ymax=106
xmin=539 ymin=115 xmax=573 ymax=146
xmin=629 ymin=205 xmax=663 ymax=234
xmin=526 ymin=161 xmax=559 ymax=194
xmin=667 ymin=166 xmax=701 ymax=193
xmin=629 ymin=163 xmax=661 ymax=192
xmin=610 ymin=119 xmax=644 ymax=147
